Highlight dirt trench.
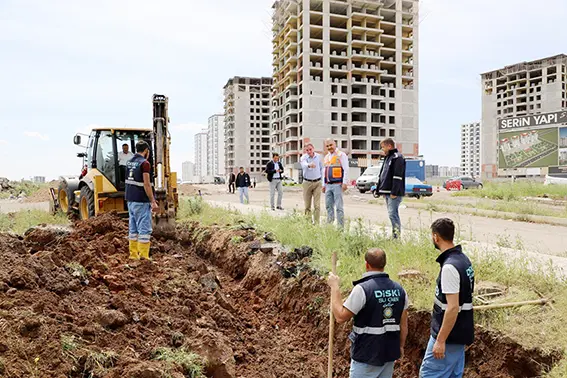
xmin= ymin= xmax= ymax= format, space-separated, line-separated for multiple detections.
xmin=0 ymin=213 xmax=562 ymax=378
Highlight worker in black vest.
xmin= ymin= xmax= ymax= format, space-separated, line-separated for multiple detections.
xmin=328 ymin=248 xmax=409 ymax=378
xmin=420 ymin=218 xmax=475 ymax=378
xmin=125 ymin=141 xmax=158 ymax=260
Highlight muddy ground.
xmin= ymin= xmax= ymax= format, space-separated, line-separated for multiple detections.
xmin=0 ymin=213 xmax=561 ymax=377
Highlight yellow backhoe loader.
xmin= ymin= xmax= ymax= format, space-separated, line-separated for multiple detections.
xmin=51 ymin=94 xmax=178 ymax=231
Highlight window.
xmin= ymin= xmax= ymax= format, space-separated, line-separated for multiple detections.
xmin=332 ymin=99 xmax=338 ymax=107
xmin=389 ymin=116 xmax=395 ymax=124
xmin=342 ymin=99 xmax=348 ymax=107
xmin=389 ymin=103 xmax=395 ymax=111
xmin=389 ymin=129 xmax=395 ymax=137
xmin=342 ymin=127 xmax=348 ymax=135
xmin=389 ymin=90 xmax=395 ymax=98
xmin=342 ymin=86 xmax=348 ymax=94
xmin=331 ymin=126 xmax=338 ymax=134
xmin=96 ymin=131 xmax=116 ymax=184
xmin=332 ymin=112 xmax=338 ymax=121
xmin=342 ymin=113 xmax=348 ymax=121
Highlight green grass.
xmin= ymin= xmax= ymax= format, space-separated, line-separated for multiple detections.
xmin=178 ymin=200 xmax=567 ymax=375
xmin=0 ymin=210 xmax=68 ymax=234
xmin=453 ymin=181 xmax=567 ymax=201
xmin=153 ymin=347 xmax=205 ymax=378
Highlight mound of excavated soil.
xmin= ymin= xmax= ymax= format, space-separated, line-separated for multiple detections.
xmin=0 ymin=213 xmax=562 ymax=378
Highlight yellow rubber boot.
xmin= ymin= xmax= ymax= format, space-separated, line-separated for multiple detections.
xmin=138 ymin=242 xmax=151 ymax=260
xmin=129 ymin=240 xmax=140 ymax=260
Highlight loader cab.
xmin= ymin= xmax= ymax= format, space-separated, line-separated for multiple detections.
xmin=79 ymin=129 xmax=153 ymax=192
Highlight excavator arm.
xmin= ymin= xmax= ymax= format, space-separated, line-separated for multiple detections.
xmin=151 ymin=94 xmax=178 ymax=235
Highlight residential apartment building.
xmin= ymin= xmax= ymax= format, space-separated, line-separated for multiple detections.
xmin=439 ymin=166 xmax=460 ymax=178
xmin=181 ymin=161 xmax=195 ymax=182
xmin=271 ymin=0 xmax=419 ymax=177
xmin=481 ymin=54 xmax=567 ymax=178
xmin=460 ymin=122 xmax=481 ymax=178
xmin=224 ymin=77 xmax=273 ymax=180
xmin=207 ymin=114 xmax=225 ymax=176
xmin=194 ymin=129 xmax=208 ymax=180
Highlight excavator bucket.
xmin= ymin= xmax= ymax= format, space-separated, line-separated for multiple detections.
xmin=153 ymin=216 xmax=176 ymax=239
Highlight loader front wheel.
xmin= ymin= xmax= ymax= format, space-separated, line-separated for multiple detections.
xmin=79 ymin=186 xmax=95 ymax=220
xmin=58 ymin=181 xmax=75 ymax=215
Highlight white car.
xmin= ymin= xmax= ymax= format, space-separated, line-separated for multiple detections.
xmin=356 ymin=165 xmax=383 ymax=193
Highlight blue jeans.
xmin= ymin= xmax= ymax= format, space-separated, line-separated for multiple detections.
xmin=128 ymin=202 xmax=152 ymax=243
xmin=238 ymin=187 xmax=249 ymax=204
xmin=419 ymin=336 xmax=465 ymax=378
xmin=384 ymin=196 xmax=402 ymax=238
xmin=350 ymin=360 xmax=394 ymax=378
xmin=325 ymin=184 xmax=344 ymax=228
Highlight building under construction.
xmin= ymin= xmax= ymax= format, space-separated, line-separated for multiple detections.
xmin=481 ymin=54 xmax=567 ymax=178
xmin=271 ymin=0 xmax=419 ymax=180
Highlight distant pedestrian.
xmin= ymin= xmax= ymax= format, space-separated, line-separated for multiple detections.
xmin=228 ymin=171 xmax=236 ymax=194
xmin=328 ymin=248 xmax=409 ymax=378
xmin=266 ymin=153 xmax=284 ymax=210
xmin=323 ymin=139 xmax=349 ymax=228
xmin=253 ymin=177 xmax=257 ymax=188
xmin=235 ymin=167 xmax=251 ymax=204
xmin=377 ymin=138 xmax=406 ymax=239
xmin=419 ymin=218 xmax=475 ymax=378
xmin=300 ymin=143 xmax=324 ymax=223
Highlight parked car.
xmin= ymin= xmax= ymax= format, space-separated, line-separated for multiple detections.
xmin=370 ymin=177 xmax=432 ymax=199
xmin=356 ymin=165 xmax=382 ymax=193
xmin=282 ymin=176 xmax=297 ymax=185
xmin=404 ymin=177 xmax=433 ymax=199
xmin=443 ymin=176 xmax=483 ymax=191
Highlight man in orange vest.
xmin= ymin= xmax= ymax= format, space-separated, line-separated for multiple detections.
xmin=323 ymin=139 xmax=349 ymax=229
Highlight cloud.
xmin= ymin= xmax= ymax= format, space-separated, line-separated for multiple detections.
xmin=0 ymin=139 xmax=7 ymax=145
xmin=24 ymin=131 xmax=49 ymax=141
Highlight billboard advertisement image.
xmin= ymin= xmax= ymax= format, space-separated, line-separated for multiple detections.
xmin=559 ymin=127 xmax=567 ymax=166
xmin=498 ymin=127 xmax=558 ymax=169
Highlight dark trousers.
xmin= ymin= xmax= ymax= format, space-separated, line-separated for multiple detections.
xmin=228 ymin=182 xmax=235 ymax=193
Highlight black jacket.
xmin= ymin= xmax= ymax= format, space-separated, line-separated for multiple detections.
xmin=265 ymin=161 xmax=284 ymax=182
xmin=377 ymin=149 xmax=406 ymax=197
xmin=235 ymin=172 xmax=251 ymax=188
xmin=431 ymin=245 xmax=475 ymax=345
xmin=229 ymin=173 xmax=236 ymax=183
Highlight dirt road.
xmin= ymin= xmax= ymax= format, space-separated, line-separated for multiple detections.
xmin=0 ymin=200 xmax=50 ymax=214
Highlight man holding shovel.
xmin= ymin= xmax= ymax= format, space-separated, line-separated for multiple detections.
xmin=328 ymin=248 xmax=409 ymax=378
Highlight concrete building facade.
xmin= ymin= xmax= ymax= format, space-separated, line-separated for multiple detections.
xmin=224 ymin=77 xmax=273 ymax=181
xmin=194 ymin=129 xmax=208 ymax=181
xmin=481 ymin=54 xmax=567 ymax=178
xmin=207 ymin=114 xmax=226 ymax=176
xmin=271 ymin=0 xmax=419 ymax=179
xmin=181 ymin=161 xmax=195 ymax=182
xmin=460 ymin=122 xmax=481 ymax=178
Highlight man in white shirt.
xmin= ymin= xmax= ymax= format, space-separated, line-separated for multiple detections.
xmin=323 ymin=139 xmax=349 ymax=228
xmin=300 ymin=143 xmax=325 ymax=223
xmin=118 ymin=143 xmax=134 ymax=166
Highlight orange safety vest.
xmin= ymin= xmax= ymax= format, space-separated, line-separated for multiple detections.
xmin=324 ymin=151 xmax=344 ymax=184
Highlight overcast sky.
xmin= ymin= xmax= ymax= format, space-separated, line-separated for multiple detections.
xmin=0 ymin=0 xmax=565 ymax=180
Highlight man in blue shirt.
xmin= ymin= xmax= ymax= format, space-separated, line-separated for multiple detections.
xmin=300 ymin=143 xmax=325 ymax=224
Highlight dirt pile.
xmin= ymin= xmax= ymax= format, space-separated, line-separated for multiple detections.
xmin=0 ymin=214 xmax=562 ymax=377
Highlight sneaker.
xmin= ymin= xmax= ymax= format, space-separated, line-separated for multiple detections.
xmin=277 ymin=206 xmax=284 ymax=210
xmin=271 ymin=207 xmax=275 ymax=211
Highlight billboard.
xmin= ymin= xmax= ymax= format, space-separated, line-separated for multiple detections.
xmin=498 ymin=127 xmax=558 ymax=169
